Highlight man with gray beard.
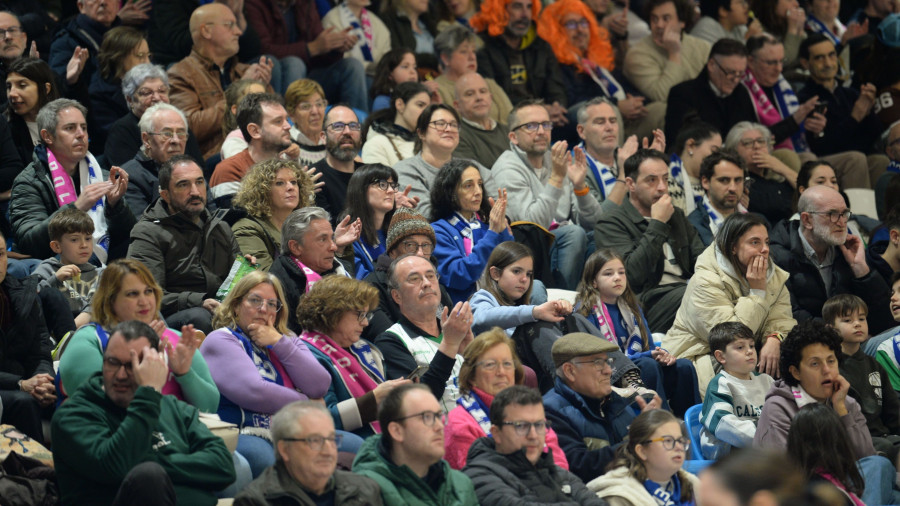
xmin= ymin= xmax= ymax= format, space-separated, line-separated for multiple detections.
xmin=310 ymin=105 xmax=363 ymax=224
xmin=770 ymin=185 xmax=893 ymax=333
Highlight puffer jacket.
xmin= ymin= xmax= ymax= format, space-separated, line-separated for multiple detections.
xmin=235 ymin=462 xmax=383 ymax=506
xmin=588 ymin=465 xmax=699 ymax=506
xmin=0 ymin=276 xmax=53 ymax=390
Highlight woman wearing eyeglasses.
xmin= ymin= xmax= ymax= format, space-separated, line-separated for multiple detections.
xmin=232 ymin=159 xmax=316 ymax=271
xmin=587 ymin=409 xmax=699 ymax=505
xmin=285 ymin=79 xmax=329 ymax=168
xmin=430 ymin=158 xmax=512 ymax=304
xmin=200 ymin=271 xmax=332 ymax=478
xmin=297 ymin=275 xmax=410 ymax=438
xmin=344 ymin=164 xmax=401 ymax=279
xmin=444 ymin=329 xmax=569 ymax=470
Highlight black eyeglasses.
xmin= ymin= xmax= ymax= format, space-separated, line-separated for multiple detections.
xmin=429 ymin=120 xmax=460 ymax=132
xmin=807 ymin=210 xmax=851 ymax=223
xmin=325 ymin=121 xmax=361 ymax=132
xmin=394 ymin=410 xmax=446 ymax=426
xmin=642 ymin=435 xmax=690 ymax=451
xmin=103 ymin=357 xmax=134 ymax=373
xmin=501 ymin=420 xmax=551 ymax=436
xmin=281 ymin=434 xmax=343 ymax=451
xmin=513 ymin=121 xmax=553 ymax=133
xmin=0 ymin=26 xmax=23 ymax=38
xmin=711 ymin=57 xmax=746 ymax=80
xmin=370 ymin=180 xmax=400 ymax=192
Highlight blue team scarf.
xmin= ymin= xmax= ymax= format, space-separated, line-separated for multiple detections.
xmin=349 ymin=340 xmax=386 ymax=382
xmin=581 ymin=142 xmax=618 ymax=200
xmin=644 ymin=473 xmax=688 ymax=506
xmin=447 ymin=212 xmax=486 ymax=255
xmin=457 ymin=390 xmax=492 ymax=435
xmin=806 ymin=15 xmax=843 ymax=45
xmin=887 ymin=160 xmax=900 ymax=174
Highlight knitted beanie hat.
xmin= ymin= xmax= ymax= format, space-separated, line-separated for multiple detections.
xmin=386 ymin=207 xmax=436 ymax=253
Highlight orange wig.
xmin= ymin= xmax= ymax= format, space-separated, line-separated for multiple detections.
xmin=537 ymin=0 xmax=615 ymax=71
xmin=470 ymin=0 xmax=542 ymax=38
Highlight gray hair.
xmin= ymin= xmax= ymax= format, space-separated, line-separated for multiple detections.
xmin=121 ymin=63 xmax=169 ymax=103
xmin=281 ymin=207 xmax=331 ymax=254
xmin=138 ymin=103 xmax=187 ymax=134
xmin=576 ymin=97 xmax=619 ymax=125
xmin=270 ymin=401 xmax=332 ymax=462
xmin=435 ymin=25 xmax=478 ymax=60
xmin=724 ymin=121 xmax=772 ymax=151
xmin=37 ymin=99 xmax=88 ymax=140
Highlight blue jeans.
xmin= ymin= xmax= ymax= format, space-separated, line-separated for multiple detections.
xmin=308 ymin=59 xmax=369 ymax=113
xmin=236 ymin=434 xmax=275 ymax=479
xmin=215 ymin=451 xmax=253 ymax=498
xmin=857 ymin=454 xmax=900 ymax=505
xmin=268 ymin=55 xmax=307 ymax=95
xmin=549 ymin=224 xmax=588 ymax=290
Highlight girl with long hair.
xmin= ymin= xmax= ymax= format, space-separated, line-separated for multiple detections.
xmin=344 ymin=163 xmax=399 ymax=279
xmin=361 ymin=81 xmax=430 ymax=166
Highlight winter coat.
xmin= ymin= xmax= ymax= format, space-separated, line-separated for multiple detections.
xmin=87 ymin=71 xmax=127 ymax=149
xmin=232 ymin=215 xmax=281 ymax=272
xmin=268 ymin=254 xmax=350 ymax=334
xmin=121 ymin=151 xmax=163 ymax=220
xmin=431 ymin=218 xmax=513 ymax=304
xmin=476 ymin=27 xmax=568 ymax=106
xmin=235 ymin=462 xmax=383 ymax=506
xmin=0 ymin=276 xmax=54 ymax=389
xmin=587 ymin=465 xmax=699 ymax=506
xmin=104 ymin=112 xmax=204 ymax=168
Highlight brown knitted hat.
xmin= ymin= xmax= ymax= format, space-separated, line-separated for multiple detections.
xmin=386 ymin=207 xmax=436 ymax=254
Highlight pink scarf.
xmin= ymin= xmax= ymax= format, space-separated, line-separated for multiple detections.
xmin=741 ymin=71 xmax=793 ymax=150
xmin=817 ymin=470 xmax=865 ymax=506
xmin=292 ymin=256 xmax=322 ymax=293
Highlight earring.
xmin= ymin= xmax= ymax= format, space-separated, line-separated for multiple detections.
xmin=688 ymin=150 xmax=694 ymax=156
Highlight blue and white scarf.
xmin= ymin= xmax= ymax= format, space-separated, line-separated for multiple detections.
xmin=644 ymin=473 xmax=686 ymax=506
xmin=582 ymin=143 xmax=619 ymax=200
xmin=669 ymin=153 xmax=701 ymax=214
xmin=701 ymin=194 xmax=748 ymax=237
xmin=448 ymin=212 xmax=485 ymax=256
xmin=457 ymin=390 xmax=492 ymax=435
xmin=887 ymin=160 xmax=900 ymax=174
xmin=806 ymin=15 xmax=845 ymax=46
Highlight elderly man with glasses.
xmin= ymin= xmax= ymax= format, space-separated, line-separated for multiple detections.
xmin=352 ymin=383 xmax=477 ymax=505
xmin=770 ymin=185 xmax=894 ymax=333
xmin=543 ymin=333 xmax=663 ymax=483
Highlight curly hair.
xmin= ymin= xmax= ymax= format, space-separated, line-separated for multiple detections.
xmin=92 ymin=259 xmax=163 ymax=328
xmin=458 ymin=327 xmax=525 ymax=395
xmin=295 ymin=275 xmax=379 ymax=334
xmin=98 ymin=26 xmax=146 ymax=81
xmin=232 ymin=159 xmax=315 ymax=220
xmin=575 ymin=248 xmax=650 ymax=351
xmin=213 ymin=271 xmax=290 ymax=334
xmin=537 ymin=0 xmax=614 ymax=70
xmin=471 ymin=0 xmax=541 ymax=36
xmin=429 ymin=158 xmax=491 ymax=222
xmin=780 ymin=319 xmax=842 ymax=386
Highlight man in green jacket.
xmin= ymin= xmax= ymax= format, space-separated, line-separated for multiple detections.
xmin=352 ymin=384 xmax=478 ymax=505
xmin=51 ymin=320 xmax=236 ymax=506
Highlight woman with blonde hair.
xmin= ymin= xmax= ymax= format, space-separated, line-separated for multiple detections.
xmin=297 ymin=275 xmax=409 ymax=438
xmin=443 ymin=328 xmax=569 ymax=470
xmin=231 ymin=159 xmax=316 ymax=271
xmin=57 ymin=259 xmax=218 ymax=411
xmin=200 ymin=271 xmax=331 ymax=478
xmin=284 ymin=79 xmax=329 ymax=168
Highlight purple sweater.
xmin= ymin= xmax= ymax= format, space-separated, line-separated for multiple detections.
xmin=200 ymin=327 xmax=332 ymax=416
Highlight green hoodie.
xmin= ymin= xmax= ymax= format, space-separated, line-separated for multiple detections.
xmin=51 ymin=374 xmax=235 ymax=505
xmin=351 ymin=435 xmax=478 ymax=506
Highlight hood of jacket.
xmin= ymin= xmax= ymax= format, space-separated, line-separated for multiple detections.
xmin=712 ymin=242 xmax=776 ymax=287
xmin=371 ymin=121 xmax=417 ymax=142
xmin=465 ymin=436 xmax=557 ymax=473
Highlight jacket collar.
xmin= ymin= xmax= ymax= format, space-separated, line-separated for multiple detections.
xmin=552 ymin=376 xmax=616 ymax=422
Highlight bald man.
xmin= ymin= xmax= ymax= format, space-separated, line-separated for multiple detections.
xmin=453 ymin=72 xmax=511 ymax=168
xmin=167 ymin=3 xmax=273 ymax=159
xmin=770 ymin=185 xmax=893 ymax=333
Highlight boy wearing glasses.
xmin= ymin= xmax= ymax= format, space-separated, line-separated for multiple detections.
xmin=463 ymin=385 xmax=603 ymax=505
xmin=353 ymin=384 xmax=478 ymax=505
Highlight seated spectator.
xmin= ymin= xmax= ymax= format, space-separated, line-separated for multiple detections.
xmin=696 ymin=448 xmax=810 ymax=505
xmin=452 ymin=72 xmax=511 ymax=168
xmin=668 ymin=121 xmax=723 ymax=216
xmin=245 ymin=0 xmax=368 ymax=109
xmin=444 ymin=329 xmax=568 ymax=470
xmin=688 ymin=150 xmax=748 ymax=246
xmin=462 ymin=385 xmax=600 ymax=504
xmin=754 ymin=320 xmax=900 ymax=505
xmin=5 ymin=57 xmax=60 ymax=166
xmin=32 ymin=208 xmax=102 ymax=327
xmin=470 ymin=242 xmax=566 ymax=336
xmin=379 ymin=0 xmax=440 ymax=73
xmin=220 ymin=80 xmax=268 ymax=159
xmin=361 ymin=207 xmax=455 ymax=339
xmin=0 ymin=12 xmax=33 ymax=111
xmin=352 ymin=384 xmax=478 ymax=504
xmin=232 ymin=159 xmax=316 ymax=272
xmin=870 ymin=206 xmax=900 ymax=285
xmin=698 ymin=322 xmax=775 ymax=459
xmin=104 ymin=64 xmax=203 ymax=167
xmin=691 ymin=0 xmax=760 ymax=43
xmin=284 ymin=79 xmax=328 ymax=168
xmin=127 ymin=155 xmax=240 ymax=333
xmin=471 ymin=0 xmax=568 ymax=125
xmin=584 ymin=0 xmax=651 ymax=54
xmin=321 ymin=0 xmax=392 ymax=77
xmin=806 ymin=0 xmax=865 ymax=43
xmin=312 ymin=106 xmax=365 ymax=222
xmin=297 ymin=275 xmax=410 ymax=438
xmin=876 ymin=273 xmax=900 ymax=389
xmin=588 ymin=410 xmax=698 ymax=505
xmin=595 ymin=149 xmax=705 ymax=333
xmin=825 ymin=294 xmax=900 ymax=464
xmin=538 ymin=0 xmax=665 ymax=141
xmin=668 ymin=213 xmax=795 ymax=394
xmin=622 ymin=0 xmax=711 ymax=104
xmin=168 ymin=3 xmax=273 ymax=159
xmin=849 ymin=0 xmax=900 ymax=33
xmin=375 ymin=254 xmax=472 ymax=411
xmin=575 ymin=248 xmax=700 ymax=417
xmin=0 ymin=230 xmax=55 ymax=443
xmin=433 ymin=26 xmax=512 ymax=126
xmin=749 ymin=0 xmax=807 ymax=73
xmin=53 ymin=320 xmax=236 ymax=505
xmin=10 ymin=98 xmax=134 ymax=262
xmin=487 ymin=100 xmax=602 ymax=290
xmin=121 ymin=103 xmax=190 ymax=219
xmin=543 ymin=332 xmax=663 ymax=483
xmin=235 ymin=401 xmax=384 ymax=505
xmin=369 ymin=47 xmax=420 ymax=112
xmin=210 ymin=93 xmax=292 ymax=205
xmin=725 ymin=122 xmax=797 ymax=225
xmin=269 ymin=207 xmax=358 ymax=333
xmin=431 ymin=159 xmax=512 ymax=303
xmin=361 ymin=82 xmax=429 ymax=166
xmin=48 ymin=0 xmax=121 ymax=97
xmin=88 ymin=26 xmax=149 ymax=150
xmin=201 ymin=271 xmax=333 ymax=478
xmin=792 ymin=161 xmax=877 ymax=245
xmin=769 ymin=185 xmax=893 ymax=333
xmin=344 ymin=164 xmax=398 ymax=280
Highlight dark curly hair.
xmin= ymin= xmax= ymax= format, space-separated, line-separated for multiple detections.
xmin=429 ymin=158 xmax=491 ymax=222
xmin=780 ymin=320 xmax=843 ymax=386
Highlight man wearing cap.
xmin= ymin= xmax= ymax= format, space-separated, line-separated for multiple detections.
xmin=363 ymin=208 xmax=455 ymax=340
xmin=543 ymin=333 xmax=663 ymax=483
